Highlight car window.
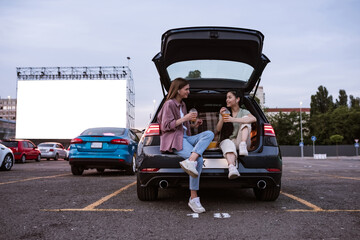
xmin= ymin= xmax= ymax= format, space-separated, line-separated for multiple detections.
xmin=39 ymin=143 xmax=54 ymax=147
xmin=2 ymin=141 xmax=18 ymax=148
xmin=80 ymin=128 xmax=125 ymax=136
xmin=22 ymin=142 xmax=28 ymax=148
xmin=27 ymin=142 xmax=35 ymax=148
xmin=167 ymin=60 xmax=254 ymax=82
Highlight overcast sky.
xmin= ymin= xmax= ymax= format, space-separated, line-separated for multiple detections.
xmin=1 ymin=0 xmax=359 ymax=129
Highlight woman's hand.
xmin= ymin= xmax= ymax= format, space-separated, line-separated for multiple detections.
xmin=219 ymin=107 xmax=227 ymax=115
xmin=193 ymin=119 xmax=203 ymax=128
xmin=184 ymin=112 xmax=197 ymax=122
xmin=223 ymin=115 xmax=234 ymax=123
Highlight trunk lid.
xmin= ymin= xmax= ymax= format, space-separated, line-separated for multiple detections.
xmin=153 ymin=26 xmax=270 ymax=95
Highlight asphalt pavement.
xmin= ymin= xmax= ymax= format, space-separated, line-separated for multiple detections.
xmin=0 ymin=156 xmax=359 ymax=239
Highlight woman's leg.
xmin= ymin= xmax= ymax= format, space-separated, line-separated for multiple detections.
xmin=186 ymin=130 xmax=214 ymax=158
xmin=219 ymin=139 xmax=240 ymax=179
xmin=175 ymin=135 xmax=207 ymax=213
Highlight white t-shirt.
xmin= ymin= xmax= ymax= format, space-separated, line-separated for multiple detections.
xmin=180 ymin=108 xmax=187 ymax=131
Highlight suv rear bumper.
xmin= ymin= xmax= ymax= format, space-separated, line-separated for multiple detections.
xmin=138 ymin=170 xmax=281 ymax=189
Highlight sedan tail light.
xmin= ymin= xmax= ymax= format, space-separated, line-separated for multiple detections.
xmin=49 ymin=149 xmax=54 ymax=152
xmin=264 ymin=123 xmax=276 ymax=137
xmin=110 ymin=139 xmax=129 ymax=145
xmin=70 ymin=138 xmax=84 ymax=144
xmin=144 ymin=123 xmax=160 ymax=136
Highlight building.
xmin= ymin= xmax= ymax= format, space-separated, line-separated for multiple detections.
xmin=265 ymin=107 xmax=310 ymax=117
xmin=252 ymin=86 xmax=265 ymax=108
xmin=0 ymin=97 xmax=16 ymax=121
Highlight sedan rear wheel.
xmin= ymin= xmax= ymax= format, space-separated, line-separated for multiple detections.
xmin=35 ymin=154 xmax=41 ymax=162
xmin=136 ymin=173 xmax=158 ymax=201
xmin=21 ymin=155 xmax=26 ymax=163
xmin=1 ymin=154 xmax=14 ymax=171
xmin=71 ymin=166 xmax=84 ymax=175
xmin=54 ymin=153 xmax=59 ymax=161
xmin=125 ymin=155 xmax=136 ymax=175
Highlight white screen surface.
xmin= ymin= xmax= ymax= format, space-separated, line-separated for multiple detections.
xmin=16 ymin=79 xmax=127 ymax=139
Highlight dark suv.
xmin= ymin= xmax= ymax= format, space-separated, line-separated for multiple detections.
xmin=136 ymin=27 xmax=282 ymax=201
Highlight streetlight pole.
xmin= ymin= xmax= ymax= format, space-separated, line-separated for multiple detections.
xmin=300 ymin=101 xmax=304 ymax=158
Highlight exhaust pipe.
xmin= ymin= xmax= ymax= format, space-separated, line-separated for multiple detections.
xmin=159 ymin=180 xmax=169 ymax=189
xmin=257 ymin=180 xmax=267 ymax=189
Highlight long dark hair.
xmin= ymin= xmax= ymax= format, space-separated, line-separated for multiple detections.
xmin=166 ymin=78 xmax=190 ymax=101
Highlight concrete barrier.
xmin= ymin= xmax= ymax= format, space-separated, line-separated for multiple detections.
xmin=313 ymin=154 xmax=327 ymax=159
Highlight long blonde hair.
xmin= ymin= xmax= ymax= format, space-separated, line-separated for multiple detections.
xmin=166 ymin=78 xmax=190 ymax=101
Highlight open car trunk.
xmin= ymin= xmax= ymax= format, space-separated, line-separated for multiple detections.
xmin=184 ymin=91 xmax=262 ymax=156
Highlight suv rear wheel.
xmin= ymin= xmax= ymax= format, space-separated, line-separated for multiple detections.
xmin=253 ymin=183 xmax=281 ymax=201
xmin=137 ymin=174 xmax=158 ymax=201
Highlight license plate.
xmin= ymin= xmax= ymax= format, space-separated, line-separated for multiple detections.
xmin=203 ymin=158 xmax=237 ymax=169
xmin=91 ymin=142 xmax=102 ymax=149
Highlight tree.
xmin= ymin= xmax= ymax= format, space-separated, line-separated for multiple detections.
xmin=186 ymin=70 xmax=201 ymax=78
xmin=335 ymin=89 xmax=348 ymax=107
xmin=330 ymin=134 xmax=344 ymax=157
xmin=350 ymin=95 xmax=360 ymax=110
xmin=310 ymin=85 xmax=334 ymax=115
xmin=267 ymin=111 xmax=310 ymax=145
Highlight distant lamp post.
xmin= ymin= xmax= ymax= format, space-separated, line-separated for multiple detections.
xmin=127 ymin=57 xmax=131 ymax=67
xmin=300 ymin=101 xmax=304 ymax=158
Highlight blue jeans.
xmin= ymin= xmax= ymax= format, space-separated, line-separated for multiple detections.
xmin=174 ymin=130 xmax=214 ymax=191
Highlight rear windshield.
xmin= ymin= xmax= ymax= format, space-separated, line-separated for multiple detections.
xmin=167 ymin=60 xmax=254 ymax=82
xmin=38 ymin=143 xmax=55 ymax=147
xmin=80 ymin=128 xmax=125 ymax=136
xmin=1 ymin=141 xmax=18 ymax=147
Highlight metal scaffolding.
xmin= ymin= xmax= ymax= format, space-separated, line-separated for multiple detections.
xmin=16 ymin=66 xmax=131 ymax=80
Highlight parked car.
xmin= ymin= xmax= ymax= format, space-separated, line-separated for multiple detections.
xmin=1 ymin=140 xmax=41 ymax=163
xmin=0 ymin=143 xmax=14 ymax=171
xmin=38 ymin=142 xmax=68 ymax=160
xmin=69 ymin=127 xmax=139 ymax=175
xmin=136 ymin=27 xmax=282 ymax=201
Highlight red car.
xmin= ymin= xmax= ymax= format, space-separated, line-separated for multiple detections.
xmin=1 ymin=140 xmax=41 ymax=163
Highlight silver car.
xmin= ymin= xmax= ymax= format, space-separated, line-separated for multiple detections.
xmin=38 ymin=142 xmax=67 ymax=160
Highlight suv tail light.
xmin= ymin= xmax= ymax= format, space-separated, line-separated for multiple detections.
xmin=264 ymin=124 xmax=276 ymax=137
xmin=144 ymin=123 xmax=160 ymax=136
xmin=140 ymin=168 xmax=160 ymax=172
xmin=110 ymin=139 xmax=129 ymax=145
xmin=70 ymin=138 xmax=84 ymax=144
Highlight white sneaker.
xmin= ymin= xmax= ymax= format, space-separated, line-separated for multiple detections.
xmin=179 ymin=159 xmax=198 ymax=178
xmin=239 ymin=142 xmax=248 ymax=156
xmin=228 ymin=164 xmax=240 ymax=179
xmin=188 ymin=197 xmax=205 ymax=213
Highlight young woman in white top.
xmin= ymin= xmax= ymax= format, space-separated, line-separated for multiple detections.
xmin=216 ymin=90 xmax=256 ymax=179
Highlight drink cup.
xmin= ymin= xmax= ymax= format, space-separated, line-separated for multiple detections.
xmin=221 ymin=109 xmax=231 ymax=120
xmin=189 ymin=108 xmax=198 ymax=123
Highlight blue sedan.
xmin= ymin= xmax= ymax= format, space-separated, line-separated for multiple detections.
xmin=69 ymin=127 xmax=139 ymax=175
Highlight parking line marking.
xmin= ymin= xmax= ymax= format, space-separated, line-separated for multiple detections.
xmin=42 ymin=209 xmax=134 ymax=212
xmin=41 ymin=181 xmax=136 ymax=212
xmin=0 ymin=173 xmax=71 ymax=185
xmin=286 ymin=209 xmax=360 ymax=213
xmin=83 ymin=181 xmax=136 ymax=210
xmin=322 ymin=174 xmax=360 ymax=181
xmin=281 ymin=191 xmax=323 ymax=211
